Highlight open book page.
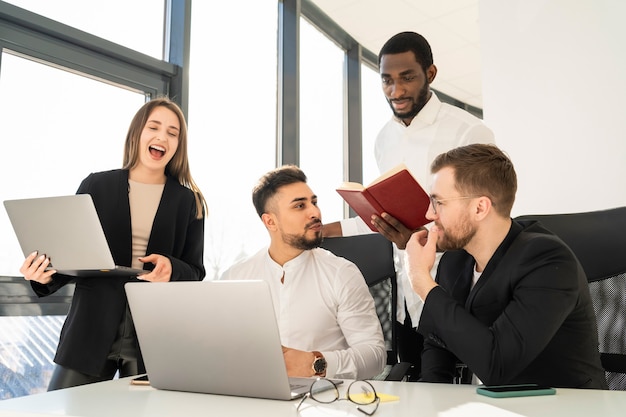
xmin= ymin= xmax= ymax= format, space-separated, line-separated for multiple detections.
xmin=336 ymin=181 xmax=365 ymax=191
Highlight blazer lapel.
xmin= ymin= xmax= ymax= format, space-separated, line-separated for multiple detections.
xmin=466 ymin=220 xmax=524 ymax=306
xmin=449 ymin=256 xmax=475 ymax=304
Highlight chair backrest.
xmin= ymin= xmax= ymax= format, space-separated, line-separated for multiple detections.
xmin=320 ymin=234 xmax=398 ymax=366
xmin=515 ymin=206 xmax=626 ymax=390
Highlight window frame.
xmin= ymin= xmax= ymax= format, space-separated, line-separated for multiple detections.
xmin=0 ymin=1 xmax=182 ymax=103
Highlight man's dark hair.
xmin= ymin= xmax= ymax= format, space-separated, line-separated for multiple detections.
xmin=378 ymin=31 xmax=433 ymax=73
xmin=252 ymin=165 xmax=307 ymax=217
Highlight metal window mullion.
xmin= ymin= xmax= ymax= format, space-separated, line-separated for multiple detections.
xmin=277 ymin=0 xmax=300 ymax=167
xmin=345 ymin=43 xmax=363 ymax=219
xmin=0 ymin=3 xmax=174 ymax=97
xmin=164 ymin=0 xmax=191 ymax=115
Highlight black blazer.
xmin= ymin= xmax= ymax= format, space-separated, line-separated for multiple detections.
xmin=418 ymin=220 xmax=607 ymax=389
xmin=31 ymin=169 xmax=205 ymax=376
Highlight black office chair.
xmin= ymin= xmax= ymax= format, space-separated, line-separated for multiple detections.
xmin=321 ymin=233 xmax=413 ymax=381
xmin=515 ymin=207 xmax=626 ymax=390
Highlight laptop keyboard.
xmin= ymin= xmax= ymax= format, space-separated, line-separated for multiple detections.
xmin=288 ymin=377 xmax=315 ymax=392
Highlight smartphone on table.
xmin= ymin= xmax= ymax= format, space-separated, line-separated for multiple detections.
xmin=476 ymin=383 xmax=556 ymax=398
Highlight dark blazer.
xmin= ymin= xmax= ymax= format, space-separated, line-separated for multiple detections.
xmin=418 ymin=220 xmax=607 ymax=389
xmin=31 ymin=169 xmax=205 ymax=376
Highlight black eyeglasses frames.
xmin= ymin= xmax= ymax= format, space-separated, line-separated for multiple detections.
xmin=297 ymin=378 xmax=380 ymax=415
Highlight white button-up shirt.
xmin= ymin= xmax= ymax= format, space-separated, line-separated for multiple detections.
xmin=221 ymin=247 xmax=386 ymax=379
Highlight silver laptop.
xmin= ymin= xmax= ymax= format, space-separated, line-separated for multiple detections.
xmin=125 ymin=280 xmax=335 ymax=400
xmin=3 ymin=195 xmax=146 ymax=277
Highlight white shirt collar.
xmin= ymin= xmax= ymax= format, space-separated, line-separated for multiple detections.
xmin=263 ymin=247 xmax=311 ymax=271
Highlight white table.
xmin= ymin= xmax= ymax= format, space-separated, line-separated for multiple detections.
xmin=0 ymin=377 xmax=625 ymax=417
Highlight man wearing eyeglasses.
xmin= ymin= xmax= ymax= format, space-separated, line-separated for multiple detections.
xmin=221 ymin=165 xmax=386 ymax=380
xmin=405 ymin=143 xmax=607 ymax=389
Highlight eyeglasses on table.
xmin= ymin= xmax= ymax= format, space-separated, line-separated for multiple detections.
xmin=297 ymin=377 xmax=380 ymax=415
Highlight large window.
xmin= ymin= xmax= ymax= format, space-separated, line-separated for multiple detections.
xmin=299 ymin=17 xmax=345 ymax=223
xmin=361 ymin=63 xmax=392 ymax=183
xmin=187 ymin=1 xmax=277 ymax=280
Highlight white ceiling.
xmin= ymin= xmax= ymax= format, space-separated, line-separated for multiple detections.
xmin=310 ymin=0 xmax=484 ymax=109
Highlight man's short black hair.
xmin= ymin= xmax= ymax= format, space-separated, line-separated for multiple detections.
xmin=252 ymin=165 xmax=307 ymax=217
xmin=378 ymin=31 xmax=434 ymax=73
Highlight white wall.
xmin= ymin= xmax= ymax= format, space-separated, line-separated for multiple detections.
xmin=479 ymin=0 xmax=626 ymax=217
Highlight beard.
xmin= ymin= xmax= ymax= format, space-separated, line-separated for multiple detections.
xmin=281 ymin=220 xmax=323 ymax=250
xmin=388 ymin=82 xmax=430 ymax=121
xmin=436 ymin=218 xmax=476 ymax=251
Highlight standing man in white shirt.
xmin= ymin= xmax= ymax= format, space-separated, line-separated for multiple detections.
xmin=221 ymin=165 xmax=386 ymax=380
xmin=323 ymin=32 xmax=494 ymax=380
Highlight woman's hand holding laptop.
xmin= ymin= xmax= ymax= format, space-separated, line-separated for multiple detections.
xmin=20 ymin=250 xmax=56 ymax=285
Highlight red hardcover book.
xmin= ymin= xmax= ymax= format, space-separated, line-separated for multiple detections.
xmin=336 ymin=164 xmax=430 ymax=232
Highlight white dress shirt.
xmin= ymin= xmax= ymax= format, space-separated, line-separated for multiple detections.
xmin=220 ymin=247 xmax=386 ymax=380
xmin=341 ymin=93 xmax=495 ymax=326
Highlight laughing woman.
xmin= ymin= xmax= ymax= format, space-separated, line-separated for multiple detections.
xmin=19 ymin=97 xmax=207 ymax=390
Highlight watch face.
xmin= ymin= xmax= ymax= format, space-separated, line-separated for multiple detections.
xmin=313 ymin=357 xmax=327 ymax=373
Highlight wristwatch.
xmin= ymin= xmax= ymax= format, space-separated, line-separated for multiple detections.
xmin=312 ymin=351 xmax=327 ymax=376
